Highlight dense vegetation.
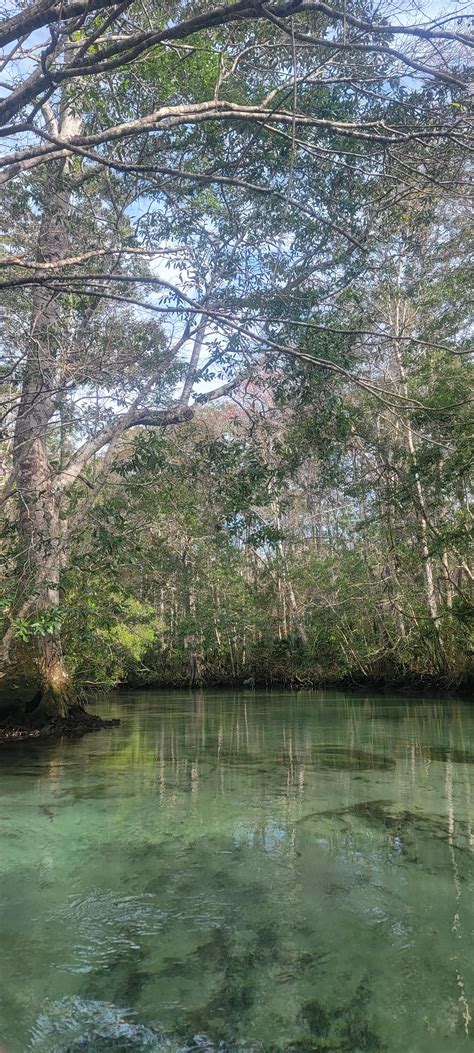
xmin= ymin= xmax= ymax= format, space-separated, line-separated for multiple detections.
xmin=0 ymin=0 xmax=472 ymax=714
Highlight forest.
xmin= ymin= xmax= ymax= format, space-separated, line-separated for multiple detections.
xmin=0 ymin=0 xmax=472 ymax=721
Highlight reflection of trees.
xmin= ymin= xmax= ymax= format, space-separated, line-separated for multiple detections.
xmin=29 ymin=695 xmax=473 ymax=861
xmin=134 ymin=692 xmax=473 ymax=800
xmin=446 ymin=753 xmax=472 ymax=1038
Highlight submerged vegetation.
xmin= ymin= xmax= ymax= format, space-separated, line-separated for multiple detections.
xmin=0 ymin=0 xmax=472 ymax=714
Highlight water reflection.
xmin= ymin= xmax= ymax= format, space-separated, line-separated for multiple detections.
xmin=0 ymin=691 xmax=472 ymax=1052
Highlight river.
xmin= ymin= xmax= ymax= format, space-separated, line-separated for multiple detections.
xmin=0 ymin=690 xmax=472 ymax=1052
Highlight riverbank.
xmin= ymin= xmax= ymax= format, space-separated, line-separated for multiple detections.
xmin=0 ymin=704 xmax=120 ymax=745
xmin=122 ymin=668 xmax=473 ymax=697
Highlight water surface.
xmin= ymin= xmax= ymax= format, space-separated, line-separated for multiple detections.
xmin=0 ymin=690 xmax=473 ymax=1052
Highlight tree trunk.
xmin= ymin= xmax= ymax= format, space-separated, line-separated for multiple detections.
xmin=276 ymin=527 xmax=308 ymax=645
xmin=0 ymin=113 xmax=78 ymax=716
xmin=392 ymin=302 xmax=441 ymax=629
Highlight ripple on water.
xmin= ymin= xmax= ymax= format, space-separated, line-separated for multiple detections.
xmin=52 ymin=891 xmax=169 ymax=972
xmin=29 ymin=998 xmax=160 ymax=1052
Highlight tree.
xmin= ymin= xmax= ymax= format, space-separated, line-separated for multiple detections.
xmin=0 ymin=0 xmax=472 ymax=712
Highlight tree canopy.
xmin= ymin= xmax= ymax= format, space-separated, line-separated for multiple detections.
xmin=0 ymin=0 xmax=472 ymax=710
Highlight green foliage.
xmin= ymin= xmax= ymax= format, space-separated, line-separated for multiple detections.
xmin=14 ymin=608 xmax=64 ymax=642
xmin=62 ymin=584 xmax=162 ymax=685
xmin=1 ymin=0 xmax=471 ymax=696
xmin=58 ymin=371 xmax=472 ymax=691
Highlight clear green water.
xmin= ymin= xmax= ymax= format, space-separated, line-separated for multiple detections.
xmin=0 ymin=690 xmax=473 ymax=1053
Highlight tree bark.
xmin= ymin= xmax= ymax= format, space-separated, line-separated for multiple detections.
xmin=0 ymin=113 xmax=79 ymax=715
xmin=391 ymin=298 xmax=441 ymax=629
